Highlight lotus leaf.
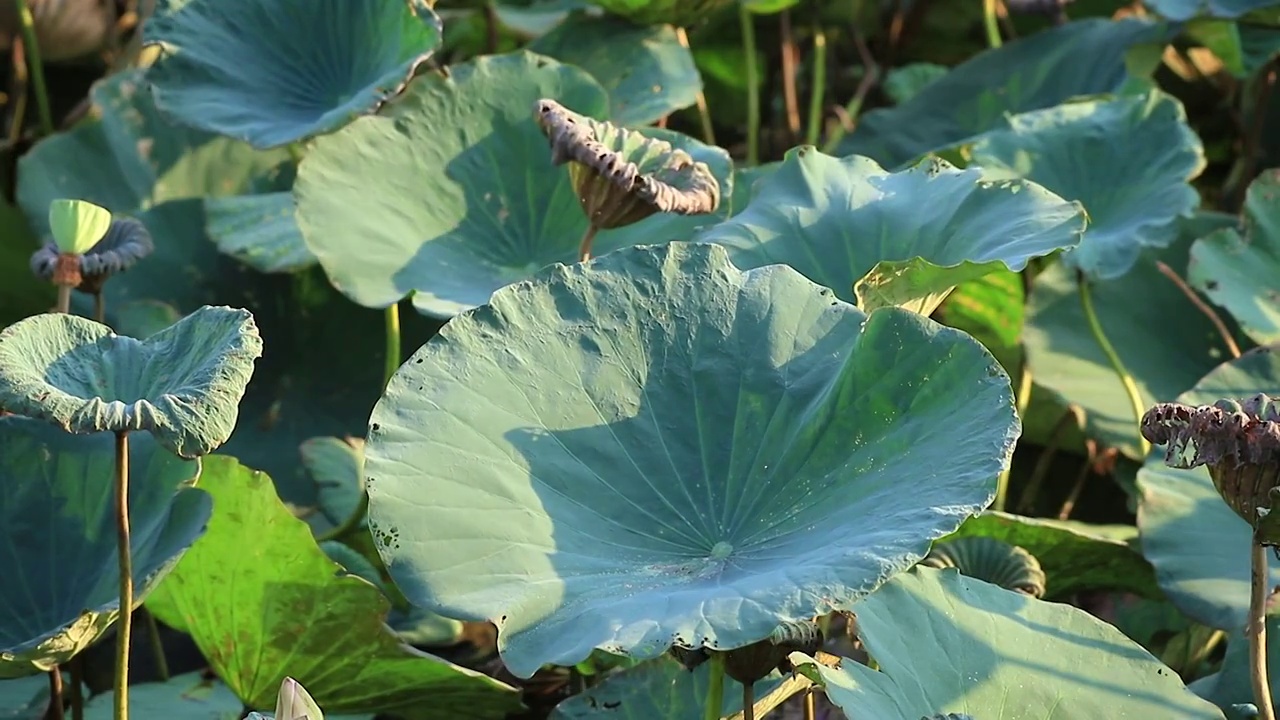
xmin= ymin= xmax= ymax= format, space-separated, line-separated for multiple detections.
xmin=364 ymin=242 xmax=1019 ymax=678
xmin=81 ymin=671 xmax=375 ymax=720
xmin=0 ymin=672 xmax=57 ymax=719
xmin=1189 ymin=168 xmax=1280 ymax=345
xmin=0 ymin=417 xmax=209 ymax=676
xmin=580 ymin=0 xmax=734 ymax=26
xmin=694 ymin=147 xmax=1083 ymax=315
xmin=882 ymin=63 xmax=948 ymax=105
xmin=1193 ymin=597 xmax=1280 ymax=719
xmin=966 ymin=90 xmax=1206 ymax=281
xmin=528 ymin=14 xmax=701 ymax=126
xmin=206 ymin=162 xmax=314 ymax=275
xmin=0 ymin=306 xmax=261 ymax=458
xmin=143 ymin=0 xmax=444 ymax=149
xmin=295 ymin=51 xmax=732 ymax=318
xmin=549 ymin=657 xmax=783 ymax=719
xmin=145 ymin=456 xmax=520 ymax=718
xmin=790 ymin=567 xmax=1223 ymax=718
xmin=0 ymin=200 xmax=54 ymax=328
xmin=299 ymin=436 xmax=366 ymax=533
xmin=837 ymin=17 xmax=1172 ymax=166
xmin=1147 ymin=0 xmax=1280 ymax=20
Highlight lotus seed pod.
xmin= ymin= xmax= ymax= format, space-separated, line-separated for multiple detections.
xmin=920 ymin=536 xmax=1047 ymax=598
xmin=723 ymin=619 xmax=824 ymax=685
xmin=1142 ymin=394 xmax=1280 ymax=535
xmin=31 ymin=217 xmax=154 ymax=293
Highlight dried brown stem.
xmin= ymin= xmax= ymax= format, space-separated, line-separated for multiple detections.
xmin=779 ymin=10 xmax=801 ymax=139
xmin=1154 ymin=260 xmax=1242 ymax=359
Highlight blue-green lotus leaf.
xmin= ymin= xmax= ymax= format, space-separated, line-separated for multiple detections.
xmin=790 ymin=567 xmax=1222 ymax=718
xmin=0 ymin=306 xmax=262 ymax=458
xmin=0 ymin=416 xmax=210 ymax=677
xmin=206 ymin=191 xmax=313 ymax=274
xmin=143 ymin=0 xmax=444 ymax=149
xmin=1147 ymin=0 xmax=1280 ymax=21
xmin=1189 ymin=168 xmax=1280 ymax=345
xmin=1138 ymin=345 xmax=1280 ymax=630
xmin=837 ymin=18 xmax=1172 ymax=167
xmin=694 ymin=147 xmax=1084 ymax=315
xmin=580 ymin=0 xmax=734 ymax=26
xmin=549 ymin=657 xmax=783 ymax=719
xmin=1193 ymin=600 xmax=1280 ymax=719
xmin=295 ymin=51 xmax=733 ymax=319
xmin=0 ymin=671 xmax=60 ymax=717
xmin=966 ymin=90 xmax=1205 ymax=281
xmin=300 ymin=436 xmax=366 ymax=532
xmin=364 ymin=242 xmax=1019 ymax=678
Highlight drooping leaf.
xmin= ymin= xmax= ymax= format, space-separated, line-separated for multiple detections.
xmin=548 ymin=657 xmax=783 ymax=719
xmin=965 ymin=90 xmax=1206 ymax=281
xmin=0 ymin=417 xmax=209 ymax=677
xmin=694 ymin=147 xmax=1083 ymax=315
xmin=1189 ymin=167 xmax=1280 ymax=345
xmin=836 ymin=17 xmax=1172 ymax=167
xmin=364 ymin=242 xmax=1019 ymax=678
xmin=528 ymin=14 xmax=701 ymax=126
xmin=1138 ymin=344 xmax=1280 ymax=630
xmin=578 ymin=0 xmax=734 ymax=26
xmin=48 ymin=198 xmax=111 ymax=255
xmin=145 ymin=456 xmax=520 ymax=718
xmin=790 ymin=567 xmax=1223 ymax=719
xmin=0 ymin=306 xmax=262 ymax=458
xmin=81 ymin=671 xmax=375 ymax=720
xmin=1022 ymin=215 xmax=1241 ymax=459
xmin=143 ymin=0 xmax=444 ymax=148
xmin=295 ymin=51 xmax=732 ymax=318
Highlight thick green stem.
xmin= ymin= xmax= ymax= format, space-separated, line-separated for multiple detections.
xmin=1251 ymin=540 xmax=1277 ymax=720
xmin=993 ymin=360 xmax=1032 ymax=511
xmin=384 ymin=302 xmax=401 ymax=392
xmin=13 ymin=0 xmax=53 ymax=136
xmin=1077 ymin=274 xmax=1150 ymax=458
xmin=114 ymin=431 xmax=132 ymax=720
xmin=804 ymin=28 xmax=827 ymax=147
xmin=739 ymin=6 xmax=760 ymax=166
xmin=139 ymin=607 xmax=169 ymax=681
xmin=982 ymin=0 xmax=1003 ymax=49
xmin=704 ymin=653 xmax=726 ymax=720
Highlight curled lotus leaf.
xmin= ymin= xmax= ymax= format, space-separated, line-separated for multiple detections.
xmin=535 ymin=99 xmax=721 ymax=230
xmin=0 ymin=305 xmax=262 ymax=457
xmin=30 ymin=216 xmax=154 ymax=294
xmin=920 ymin=535 xmax=1047 ymax=598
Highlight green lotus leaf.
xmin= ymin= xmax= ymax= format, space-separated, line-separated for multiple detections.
xmin=364 ymin=242 xmax=1019 ymax=678
xmin=528 ymin=13 xmax=701 ymax=126
xmin=1189 ymin=168 xmax=1280 ymax=345
xmin=580 ymin=0 xmax=734 ymax=26
xmin=882 ymin=63 xmax=948 ymax=105
xmin=206 ymin=163 xmax=314 ymax=274
xmin=837 ymin=17 xmax=1172 ymax=167
xmin=294 ymin=51 xmax=732 ymax=318
xmin=0 ymin=200 xmax=54 ymax=328
xmin=549 ymin=656 xmax=783 ymax=719
xmin=966 ymin=90 xmax=1205 ymax=281
xmin=143 ymin=0 xmax=444 ymax=149
xmin=1147 ymin=0 xmax=1280 ymax=21
xmin=145 ymin=456 xmax=520 ymax=718
xmin=81 ymin=671 xmax=375 ymax=720
xmin=300 ymin=436 xmax=366 ymax=532
xmin=945 ymin=511 xmax=1160 ymax=600
xmin=1023 ymin=215 xmax=1242 ymax=459
xmin=920 ymin=536 xmax=1047 ymax=597
xmin=1137 ymin=344 xmax=1280 ymax=630
xmin=0 ymin=672 xmax=59 ymax=718
xmin=694 ymin=147 xmax=1083 ymax=315
xmin=114 ymin=300 xmax=183 ymax=340
xmin=0 ymin=306 xmax=262 ymax=458
xmin=790 ymin=567 xmax=1223 ymax=718
xmin=0 ymin=417 xmax=209 ymax=677
xmin=739 ymin=0 xmax=802 ymax=12
xmin=727 ymin=162 xmax=779 ymax=218
xmin=1193 ymin=598 xmax=1280 ymax=719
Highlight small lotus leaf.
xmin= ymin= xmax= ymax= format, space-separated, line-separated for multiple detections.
xmin=1189 ymin=168 xmax=1280 ymax=345
xmin=48 ymin=199 xmax=111 ymax=255
xmin=0 ymin=306 xmax=262 ymax=458
xmin=0 ymin=416 xmax=209 ymax=676
xmin=695 ymin=147 xmax=1083 ymax=315
xmin=364 ymin=242 xmax=1018 ymax=678
xmin=790 ymin=567 xmax=1222 ymax=718
xmin=580 ymin=0 xmax=734 ymax=26
xmin=143 ymin=0 xmax=444 ymax=149
xmin=535 ymin=98 xmax=721 ymax=229
xmin=966 ymin=90 xmax=1206 ymax=281
xmin=549 ymin=657 xmax=783 ymax=719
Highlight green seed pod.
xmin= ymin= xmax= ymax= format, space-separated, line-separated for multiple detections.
xmin=920 ymin=536 xmax=1047 ymax=598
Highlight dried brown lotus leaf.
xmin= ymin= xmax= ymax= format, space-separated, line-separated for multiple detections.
xmin=534 ymin=98 xmax=720 ymax=230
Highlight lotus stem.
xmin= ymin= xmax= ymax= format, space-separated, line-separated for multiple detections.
xmin=13 ymin=0 xmax=53 ymax=137
xmin=1154 ymin=260 xmax=1241 ymax=359
xmin=819 ymin=30 xmax=877 ymax=155
xmin=56 ymin=285 xmax=72 ymax=314
xmin=779 ymin=11 xmax=800 ymax=138
xmin=69 ymin=656 xmax=84 ymax=720
xmin=704 ymin=652 xmax=726 ymax=720
xmin=1077 ymin=273 xmax=1150 ymax=458
xmin=982 ymin=0 xmax=1003 ymax=49
xmin=804 ymin=689 xmax=816 ymax=720
xmin=993 ymin=360 xmax=1032 ymax=511
xmin=94 ymin=293 xmax=106 ymax=325
xmin=1250 ymin=539 xmax=1277 ymax=720
xmin=675 ymin=27 xmax=716 ymax=146
xmin=805 ymin=27 xmax=827 ymax=147
xmin=578 ymin=224 xmax=600 ymax=264
xmin=384 ymin=302 xmax=401 ymax=392
xmin=725 ymin=674 xmax=814 ymax=720
xmin=739 ymin=5 xmax=760 ymax=166
xmin=113 ymin=430 xmax=133 ymax=720
xmin=742 ymin=681 xmax=755 ymax=720
xmin=47 ymin=667 xmax=64 ymax=720
xmin=139 ymin=606 xmax=169 ymax=681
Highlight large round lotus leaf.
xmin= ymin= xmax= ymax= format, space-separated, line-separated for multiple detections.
xmin=1189 ymin=168 xmax=1280 ymax=345
xmin=142 ymin=0 xmax=444 ymax=149
xmin=1137 ymin=344 xmax=1280 ymax=630
xmin=145 ymin=456 xmax=520 ymax=718
xmin=837 ymin=18 xmax=1172 ymax=167
xmin=790 ymin=567 xmax=1222 ymax=718
xmin=528 ymin=13 xmax=700 ymax=126
xmin=580 ymin=0 xmax=734 ymax=26
xmin=694 ymin=147 xmax=1083 ymax=316
xmin=966 ymin=90 xmax=1205 ymax=281
xmin=0 ymin=416 xmax=210 ymax=676
xmin=0 ymin=306 xmax=262 ymax=458
xmin=1147 ymin=0 xmax=1280 ymax=20
xmin=549 ymin=657 xmax=783 ymax=719
xmin=295 ymin=51 xmax=732 ymax=318
xmin=364 ymin=241 xmax=1019 ymax=678
xmin=1023 ymin=215 xmax=1242 ymax=459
